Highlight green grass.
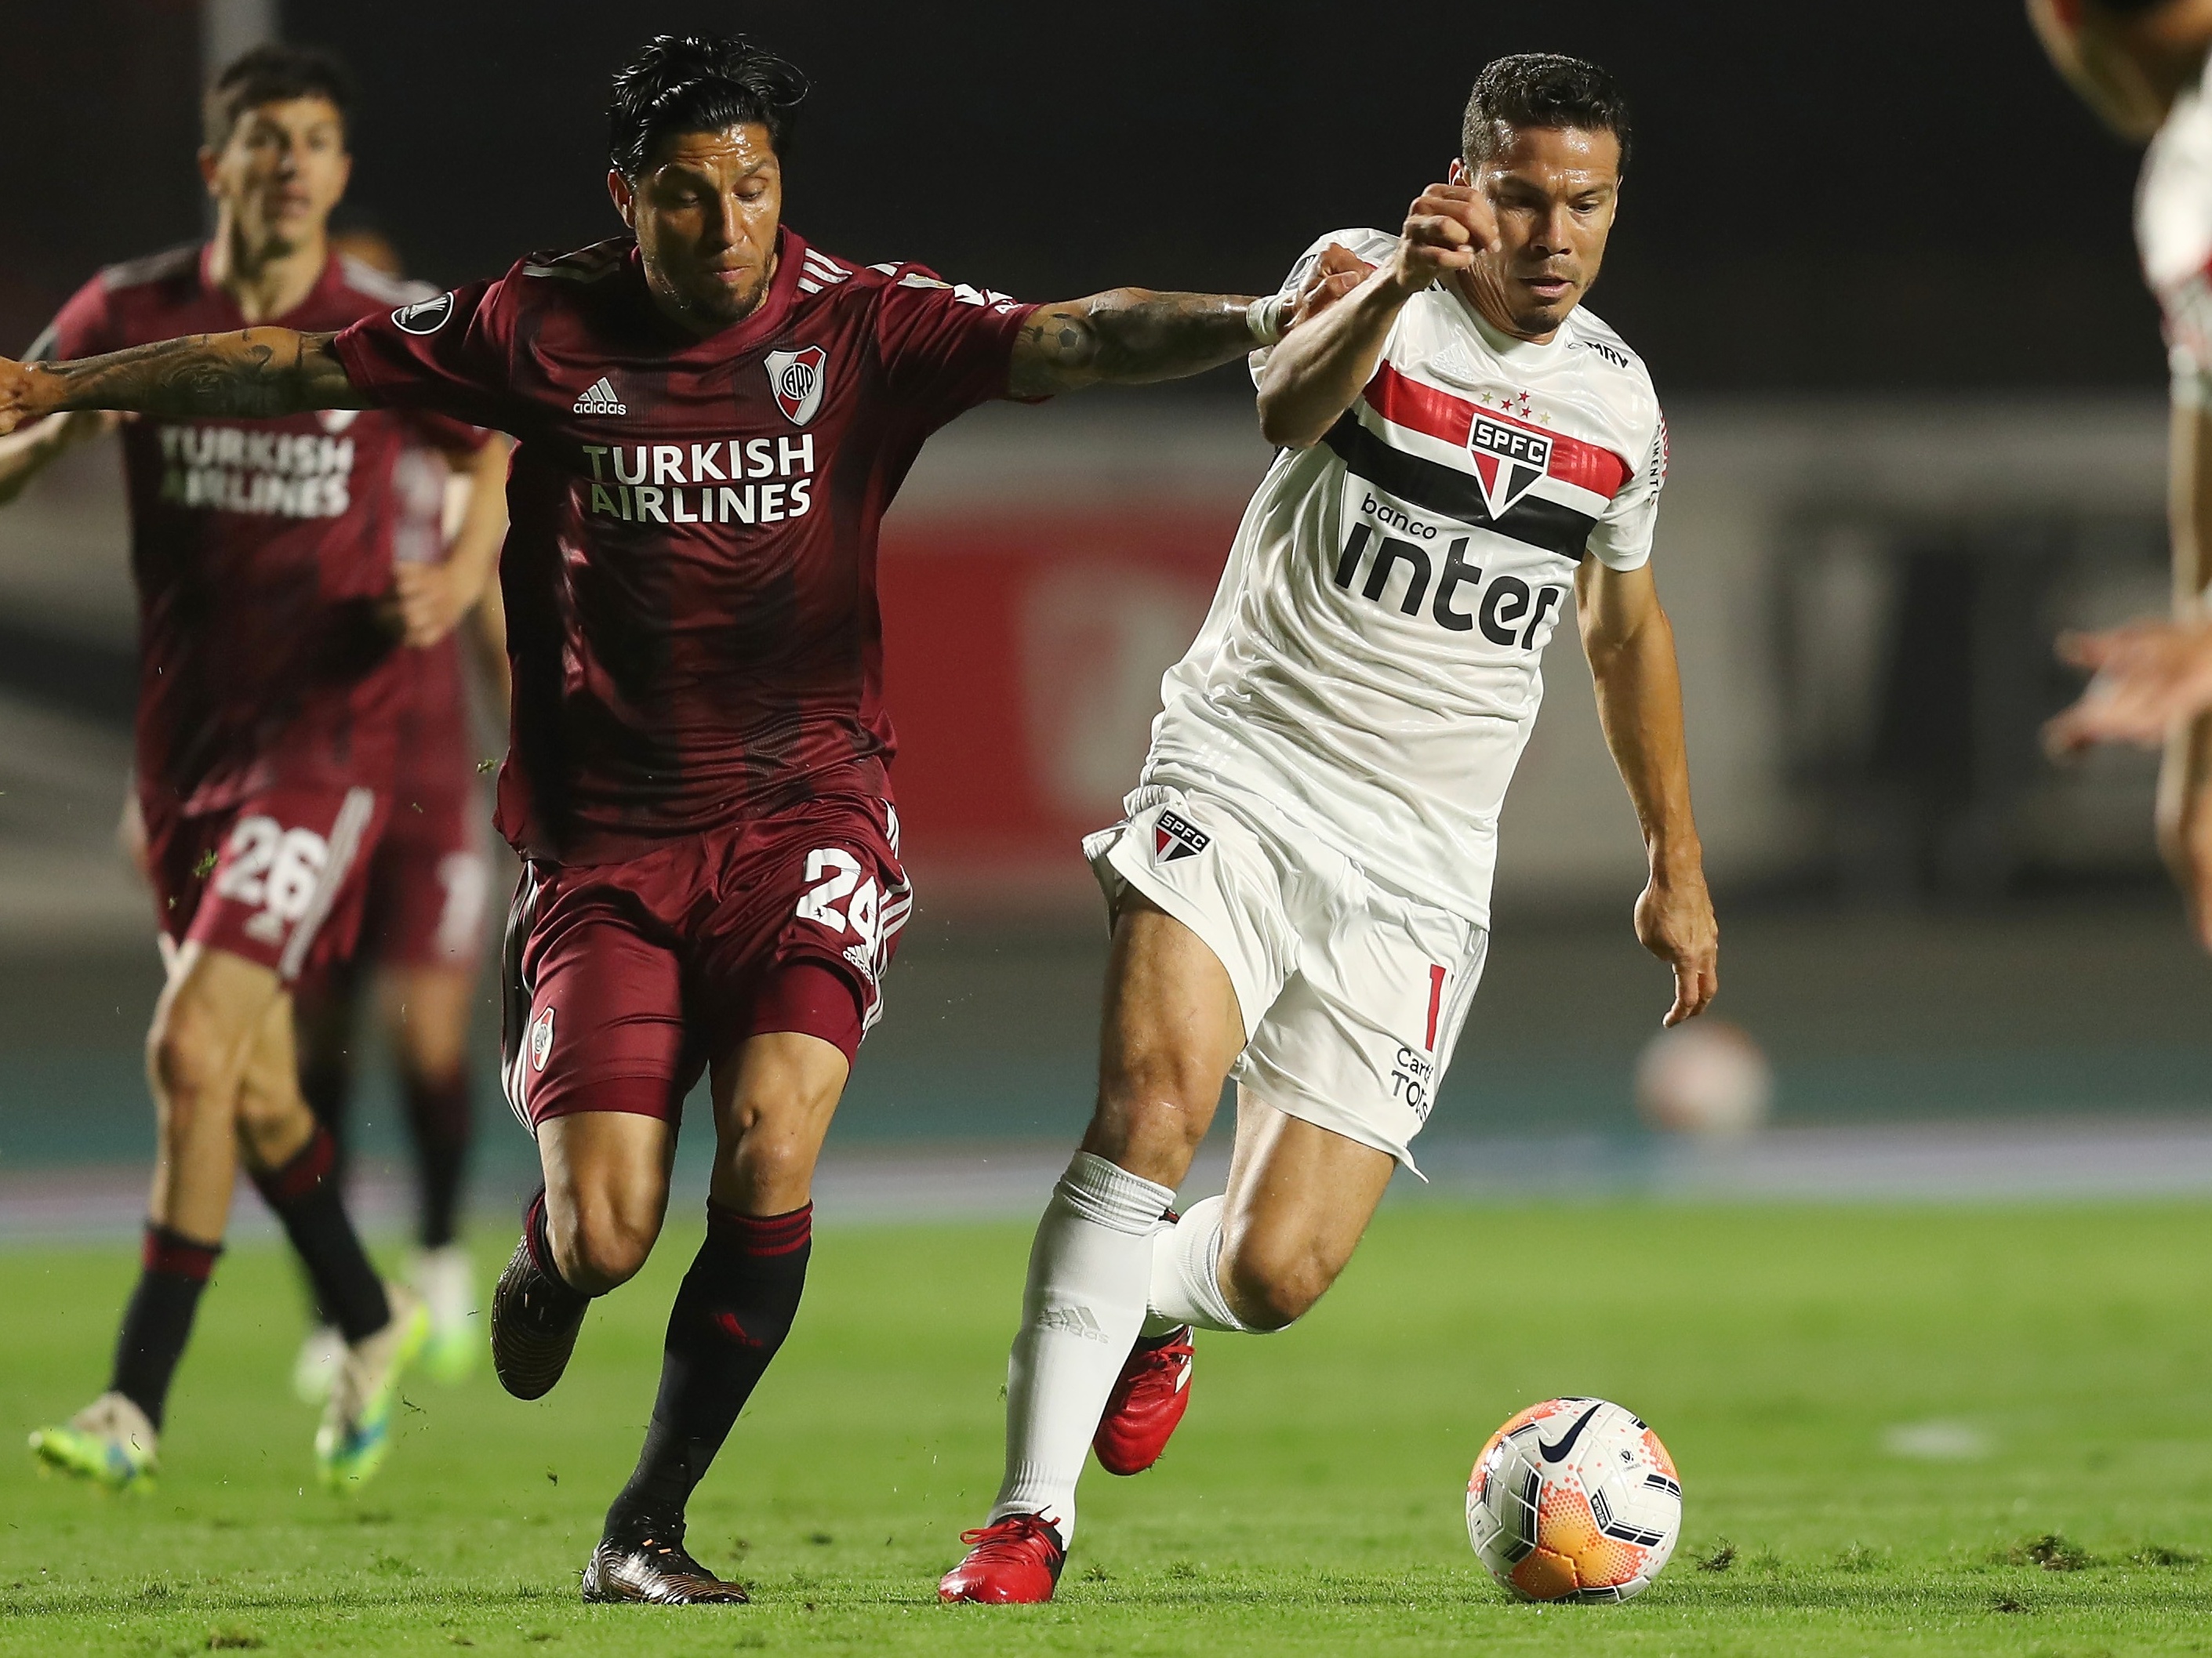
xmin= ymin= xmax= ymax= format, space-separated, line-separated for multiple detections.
xmin=5 ymin=1202 xmax=2212 ymax=1655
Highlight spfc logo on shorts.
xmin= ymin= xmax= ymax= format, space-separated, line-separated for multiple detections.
xmin=1467 ymin=412 xmax=1552 ymax=520
xmin=766 ymin=345 xmax=827 ymax=426
xmin=1153 ymin=809 xmax=1210 ymax=864
xmin=528 ymin=1006 xmax=555 ymax=1073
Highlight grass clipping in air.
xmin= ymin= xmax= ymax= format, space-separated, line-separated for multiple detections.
xmin=3 ymin=1203 xmax=2211 ymax=1654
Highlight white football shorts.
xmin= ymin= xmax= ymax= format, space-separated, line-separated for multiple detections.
xmin=1084 ymin=782 xmax=1486 ymax=1170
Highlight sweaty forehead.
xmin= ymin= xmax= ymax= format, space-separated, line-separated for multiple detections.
xmin=644 ymin=123 xmax=779 ymax=180
xmin=1477 ymin=125 xmax=1621 ymax=183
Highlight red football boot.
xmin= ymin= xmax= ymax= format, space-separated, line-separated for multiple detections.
xmin=936 ymin=1513 xmax=1066 ymax=1604
xmin=1092 ymin=1326 xmax=1194 ymax=1476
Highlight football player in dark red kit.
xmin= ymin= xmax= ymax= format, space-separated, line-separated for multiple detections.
xmin=0 ymin=33 xmax=1311 ymax=1602
xmin=0 ymin=45 xmax=507 ymax=1492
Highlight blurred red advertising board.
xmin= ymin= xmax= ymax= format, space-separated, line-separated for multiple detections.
xmin=878 ymin=506 xmax=1241 ymax=914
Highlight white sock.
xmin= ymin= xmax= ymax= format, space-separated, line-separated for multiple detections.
xmin=1142 ymin=1194 xmax=1264 ymax=1335
xmin=990 ymin=1152 xmax=1174 ymax=1545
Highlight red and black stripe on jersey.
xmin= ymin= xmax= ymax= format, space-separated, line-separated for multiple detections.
xmin=1322 ymin=362 xmax=1632 ymax=561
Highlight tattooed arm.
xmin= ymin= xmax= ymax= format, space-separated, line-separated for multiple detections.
xmin=0 ymin=328 xmax=366 ymax=434
xmin=1006 ymin=291 xmax=1269 ymax=397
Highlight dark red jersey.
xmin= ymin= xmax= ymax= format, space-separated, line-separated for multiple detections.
xmin=31 ymin=245 xmax=487 ymax=817
xmin=331 ymin=229 xmax=1036 ymax=863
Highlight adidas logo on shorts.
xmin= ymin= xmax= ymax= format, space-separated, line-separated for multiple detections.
xmin=1153 ymin=810 xmax=1210 ymax=864
xmin=571 ymin=375 xmax=627 ymax=415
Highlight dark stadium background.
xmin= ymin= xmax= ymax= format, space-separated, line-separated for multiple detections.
xmin=4 ymin=0 xmax=2210 ymax=1225
xmin=2 ymin=0 xmax=2164 ymax=391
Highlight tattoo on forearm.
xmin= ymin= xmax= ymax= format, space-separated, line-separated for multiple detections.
xmin=43 ymin=329 xmax=354 ymax=419
xmin=1011 ymin=290 xmax=1259 ymax=394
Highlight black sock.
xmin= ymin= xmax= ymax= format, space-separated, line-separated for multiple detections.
xmin=516 ymin=1187 xmax=590 ymax=1325
xmin=252 ymin=1127 xmax=390 ymax=1344
xmin=111 ymin=1225 xmax=223 ymax=1428
xmin=606 ymin=1201 xmax=812 ymax=1529
xmin=294 ymin=1057 xmax=351 ymax=1329
xmin=404 ymin=1068 xmax=473 ymax=1250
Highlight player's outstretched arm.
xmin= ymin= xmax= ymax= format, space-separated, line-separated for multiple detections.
xmin=1255 ymin=185 xmax=1498 ymax=450
xmin=0 ymin=328 xmax=366 ymax=434
xmin=1005 ymin=290 xmax=1272 ymax=397
xmin=1575 ymin=559 xmax=1718 ymax=1027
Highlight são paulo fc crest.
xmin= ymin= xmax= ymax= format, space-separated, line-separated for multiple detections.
xmin=390 ymin=291 xmax=454 ymax=335
xmin=528 ymin=1006 xmax=554 ymax=1073
xmin=766 ymin=344 xmax=827 ymax=426
xmin=1467 ymin=411 xmax=1553 ymax=520
xmin=1153 ymin=809 xmax=1210 ymax=864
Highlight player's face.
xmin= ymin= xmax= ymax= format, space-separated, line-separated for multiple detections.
xmin=611 ymin=124 xmax=783 ymax=335
xmin=199 ymin=97 xmax=351 ymax=258
xmin=1455 ymin=126 xmax=1621 ymax=340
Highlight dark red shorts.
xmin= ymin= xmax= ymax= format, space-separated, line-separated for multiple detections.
xmin=145 ymin=782 xmax=390 ymax=985
xmin=499 ymin=794 xmax=911 ymax=1130
xmin=357 ymin=780 xmax=492 ymax=971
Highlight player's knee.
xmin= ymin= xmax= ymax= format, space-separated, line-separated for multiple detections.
xmin=147 ymin=999 xmax=235 ymax=1118
xmin=1220 ymin=1238 xmax=1334 ymax=1332
xmin=1092 ymin=1076 xmax=1215 ymax=1164
xmin=554 ymin=1203 xmax=658 ymax=1294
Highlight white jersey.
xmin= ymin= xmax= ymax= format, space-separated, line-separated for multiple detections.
xmin=2140 ymin=50 xmax=2212 ymax=403
xmin=1140 ymin=228 xmax=1667 ymax=925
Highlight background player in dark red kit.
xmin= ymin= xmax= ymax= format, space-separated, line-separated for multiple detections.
xmin=0 ymin=32 xmax=1313 ymax=1602
xmin=0 ymin=45 xmax=507 ymax=1493
xmin=283 ymin=223 xmax=513 ymax=1401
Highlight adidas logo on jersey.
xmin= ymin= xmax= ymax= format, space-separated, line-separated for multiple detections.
xmin=1153 ymin=810 xmax=1210 ymax=864
xmin=572 ymin=376 xmax=627 ymax=416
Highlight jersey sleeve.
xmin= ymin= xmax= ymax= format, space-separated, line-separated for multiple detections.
xmin=1585 ymin=407 xmax=1668 ymax=572
xmin=24 ymin=273 xmax=119 ymax=364
xmin=1249 ymin=227 xmax=1400 ymax=385
xmin=869 ymin=267 xmax=1037 ymax=426
xmin=332 ymin=275 xmax=518 ymax=432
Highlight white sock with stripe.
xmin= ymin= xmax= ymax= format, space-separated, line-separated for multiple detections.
xmin=988 ymin=1152 xmax=1174 ymax=1545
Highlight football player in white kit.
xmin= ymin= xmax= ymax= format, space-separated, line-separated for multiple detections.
xmin=2034 ymin=0 xmax=2212 ymax=952
xmin=939 ymin=53 xmax=1719 ymax=1603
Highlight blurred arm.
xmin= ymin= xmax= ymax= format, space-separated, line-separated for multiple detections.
xmin=394 ymin=434 xmax=512 ymax=649
xmin=1007 ymin=291 xmax=1273 ymax=397
xmin=0 ymin=410 xmax=114 ymax=506
xmin=0 ymin=329 xmax=365 ymax=432
xmin=2160 ymin=396 xmax=2212 ymax=946
xmin=1576 ymin=558 xmax=1718 ymax=1025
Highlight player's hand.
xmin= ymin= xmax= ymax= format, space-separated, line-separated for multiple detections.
xmin=0 ymin=357 xmax=59 ymax=436
xmin=1635 ymin=868 xmax=1719 ymax=1027
xmin=393 ymin=561 xmax=474 ymax=648
xmin=2043 ymin=618 xmax=2212 ymax=753
xmin=1382 ymin=184 xmax=1498 ymax=299
xmin=1288 ymin=242 xmax=1375 ymax=332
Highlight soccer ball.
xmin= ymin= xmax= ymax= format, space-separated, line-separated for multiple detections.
xmin=1466 ymin=1397 xmax=1681 ymax=1602
xmin=1634 ymin=1018 xmax=1771 ymax=1137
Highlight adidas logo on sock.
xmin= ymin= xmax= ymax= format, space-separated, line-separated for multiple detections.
xmin=1037 ymin=1304 xmax=1113 ymax=1344
xmin=572 ymin=376 xmax=626 ymax=415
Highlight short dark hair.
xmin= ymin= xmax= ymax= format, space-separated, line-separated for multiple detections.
xmin=203 ymin=43 xmax=353 ymax=151
xmin=1461 ymin=53 xmax=1632 ymax=175
xmin=607 ymin=34 xmax=809 ymax=181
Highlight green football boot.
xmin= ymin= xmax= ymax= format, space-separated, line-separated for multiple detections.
xmin=412 ymin=1245 xmax=480 ymax=1385
xmin=29 ymin=1392 xmax=158 ymax=1492
xmin=315 ymin=1286 xmax=429 ymax=1492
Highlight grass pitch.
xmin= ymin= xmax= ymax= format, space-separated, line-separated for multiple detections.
xmin=3 ymin=1200 xmax=2212 ymax=1655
